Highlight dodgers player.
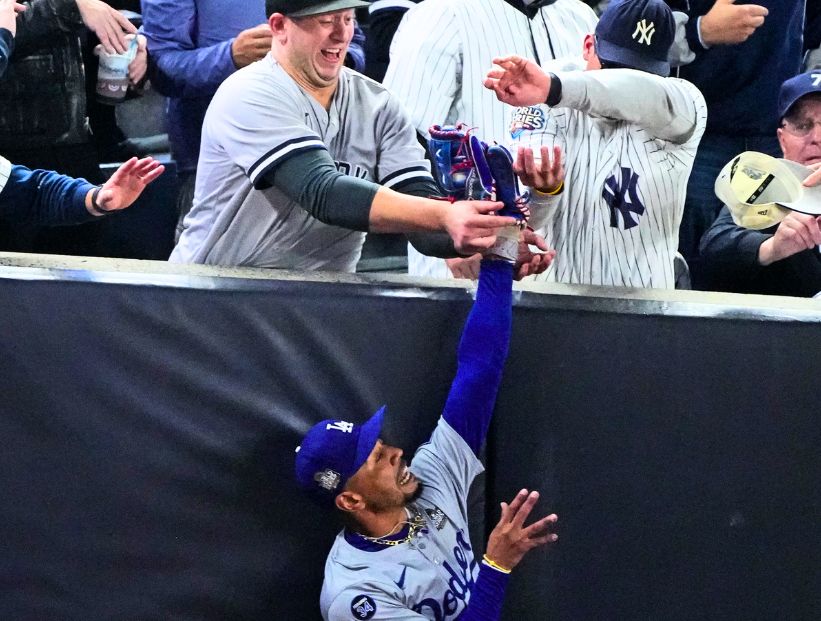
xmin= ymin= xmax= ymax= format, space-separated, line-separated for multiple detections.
xmin=170 ymin=0 xmax=542 ymax=273
xmin=490 ymin=0 xmax=708 ymax=288
xmin=382 ymin=0 xmax=598 ymax=279
xmin=295 ymin=259 xmax=558 ymax=620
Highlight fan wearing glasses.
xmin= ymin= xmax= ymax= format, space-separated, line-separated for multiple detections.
xmin=700 ymin=71 xmax=821 ymax=297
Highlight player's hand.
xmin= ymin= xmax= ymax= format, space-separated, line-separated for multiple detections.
xmin=444 ymin=200 xmax=517 ymax=254
xmin=89 ymin=157 xmax=165 ymax=215
xmin=484 ymin=55 xmax=550 ymax=107
xmin=700 ymin=0 xmax=767 ymax=47
xmin=514 ymin=145 xmax=564 ymax=195
xmin=446 ymin=255 xmax=481 ymax=280
xmin=76 ymin=0 xmax=137 ymax=55
xmin=515 ymin=228 xmax=555 ymax=279
xmin=485 ymin=489 xmax=558 ymax=571
xmin=0 ymin=0 xmax=26 ymax=36
xmin=757 ymin=211 xmax=821 ymax=266
xmin=127 ymin=34 xmax=148 ymax=86
xmin=231 ymin=24 xmax=273 ymax=68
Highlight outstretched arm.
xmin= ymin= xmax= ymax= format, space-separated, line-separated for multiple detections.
xmin=442 ymin=259 xmax=514 ymax=455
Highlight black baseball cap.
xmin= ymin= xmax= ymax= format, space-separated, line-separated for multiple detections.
xmin=595 ymin=0 xmax=675 ymax=76
xmin=777 ymin=71 xmax=821 ymax=120
xmin=267 ymin=0 xmax=370 ymax=17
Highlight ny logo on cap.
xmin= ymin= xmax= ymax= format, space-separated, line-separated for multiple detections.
xmin=314 ymin=469 xmax=342 ymax=491
xmin=632 ymin=19 xmax=655 ymax=45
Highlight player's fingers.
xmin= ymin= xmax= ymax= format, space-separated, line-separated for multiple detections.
xmin=524 ymin=513 xmax=558 ymax=536
xmin=522 ymin=229 xmax=549 ymax=251
xmin=502 ymin=489 xmax=530 ymax=522
xmin=510 ymin=490 xmax=539 ymax=528
xmin=141 ymin=164 xmax=165 ymax=184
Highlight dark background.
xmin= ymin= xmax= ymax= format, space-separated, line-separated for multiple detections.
xmin=0 ymin=270 xmax=818 ymax=620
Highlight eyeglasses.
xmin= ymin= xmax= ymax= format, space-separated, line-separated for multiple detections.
xmin=780 ymin=118 xmax=821 ymax=138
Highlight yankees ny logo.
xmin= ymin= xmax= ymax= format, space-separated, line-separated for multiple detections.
xmin=603 ymin=168 xmax=645 ymax=230
xmin=632 ymin=19 xmax=655 ymax=45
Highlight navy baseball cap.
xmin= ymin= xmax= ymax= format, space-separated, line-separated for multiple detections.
xmin=777 ymin=71 xmax=821 ymax=120
xmin=595 ymin=0 xmax=675 ymax=76
xmin=267 ymin=0 xmax=370 ymax=17
xmin=294 ymin=405 xmax=385 ymax=505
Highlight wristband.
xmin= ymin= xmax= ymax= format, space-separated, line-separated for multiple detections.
xmin=89 ymin=186 xmax=108 ymax=216
xmin=533 ymin=180 xmax=564 ymax=197
xmin=545 ymin=72 xmax=562 ymax=107
xmin=482 ymin=554 xmax=512 ymax=574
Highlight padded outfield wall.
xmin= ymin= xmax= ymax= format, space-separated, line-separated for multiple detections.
xmin=0 ymin=254 xmax=818 ymax=620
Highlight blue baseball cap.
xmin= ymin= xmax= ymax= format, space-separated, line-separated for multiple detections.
xmin=294 ymin=405 xmax=386 ymax=505
xmin=595 ymin=0 xmax=675 ymax=76
xmin=777 ymin=71 xmax=821 ymax=120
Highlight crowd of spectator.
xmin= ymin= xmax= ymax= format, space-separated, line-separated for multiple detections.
xmin=0 ymin=0 xmax=819 ymax=297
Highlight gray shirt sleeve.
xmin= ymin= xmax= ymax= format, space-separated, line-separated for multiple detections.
xmin=555 ymin=69 xmax=705 ymax=144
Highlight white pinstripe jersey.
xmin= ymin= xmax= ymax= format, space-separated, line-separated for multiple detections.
xmin=511 ymin=68 xmax=708 ymax=289
xmin=321 ymin=419 xmax=483 ymax=621
xmin=382 ymin=0 xmax=598 ymax=279
xmin=170 ymin=55 xmax=433 ymax=272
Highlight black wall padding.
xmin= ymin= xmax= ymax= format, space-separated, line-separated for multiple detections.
xmin=0 ymin=272 xmax=818 ymax=621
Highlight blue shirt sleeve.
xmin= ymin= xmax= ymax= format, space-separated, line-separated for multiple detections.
xmin=0 ymin=165 xmax=95 ymax=226
xmin=442 ymin=259 xmax=514 ymax=455
xmin=142 ymin=0 xmax=238 ymax=98
xmin=459 ymin=564 xmax=510 ymax=621
xmin=0 ymin=27 xmax=13 ymax=79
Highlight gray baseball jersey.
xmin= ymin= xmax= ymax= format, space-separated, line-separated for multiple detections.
xmin=382 ymin=0 xmax=598 ymax=279
xmin=321 ymin=419 xmax=483 ymax=620
xmin=510 ymin=68 xmax=708 ymax=289
xmin=169 ymin=54 xmax=433 ymax=271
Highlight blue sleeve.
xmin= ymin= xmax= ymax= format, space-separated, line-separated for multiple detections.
xmin=0 ymin=166 xmax=95 ymax=226
xmin=459 ymin=565 xmax=510 ymax=621
xmin=699 ymin=205 xmax=770 ymax=277
xmin=142 ymin=0 xmax=237 ymax=98
xmin=442 ymin=259 xmax=514 ymax=455
xmin=345 ymin=23 xmax=366 ymax=73
xmin=0 ymin=27 xmax=13 ymax=79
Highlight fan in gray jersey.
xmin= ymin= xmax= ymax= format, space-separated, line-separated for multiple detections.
xmin=486 ymin=0 xmax=708 ymax=289
xmin=382 ymin=0 xmax=598 ymax=280
xmin=295 ymin=256 xmax=558 ymax=621
xmin=169 ymin=0 xmax=552 ymax=278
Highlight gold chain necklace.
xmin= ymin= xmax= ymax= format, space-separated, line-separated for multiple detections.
xmin=357 ymin=510 xmax=426 ymax=547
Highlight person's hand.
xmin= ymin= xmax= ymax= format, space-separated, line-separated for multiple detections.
xmin=802 ymin=162 xmax=821 ymax=188
xmin=0 ymin=0 xmax=26 ymax=36
xmin=757 ymin=211 xmax=821 ymax=266
xmin=231 ymin=24 xmax=273 ymax=68
xmin=444 ymin=200 xmax=517 ymax=254
xmin=76 ymin=0 xmax=137 ymax=54
xmin=483 ymin=55 xmax=550 ymax=107
xmin=484 ymin=489 xmax=558 ymax=571
xmin=446 ymin=255 xmax=482 ymax=279
xmin=515 ymin=228 xmax=555 ymax=280
xmin=514 ymin=145 xmax=564 ymax=194
xmin=127 ymin=34 xmax=147 ymax=86
xmin=699 ymin=0 xmax=767 ymax=47
xmin=89 ymin=157 xmax=165 ymax=215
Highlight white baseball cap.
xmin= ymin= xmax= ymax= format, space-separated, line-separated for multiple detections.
xmin=714 ymin=151 xmax=821 ymax=230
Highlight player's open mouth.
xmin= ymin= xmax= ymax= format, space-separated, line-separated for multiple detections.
xmin=398 ymin=465 xmax=413 ymax=486
xmin=321 ymin=48 xmax=342 ymax=62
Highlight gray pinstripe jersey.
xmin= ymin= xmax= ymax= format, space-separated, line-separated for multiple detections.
xmin=321 ymin=419 xmax=483 ymax=620
xmin=510 ymin=68 xmax=708 ymax=289
xmin=382 ymin=0 xmax=598 ymax=279
xmin=170 ymin=55 xmax=433 ymax=272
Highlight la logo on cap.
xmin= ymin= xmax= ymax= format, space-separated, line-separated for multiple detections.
xmin=314 ymin=469 xmax=341 ymax=491
xmin=632 ymin=19 xmax=655 ymax=45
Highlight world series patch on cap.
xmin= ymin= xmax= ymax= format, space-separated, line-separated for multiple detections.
xmin=714 ymin=151 xmax=821 ymax=230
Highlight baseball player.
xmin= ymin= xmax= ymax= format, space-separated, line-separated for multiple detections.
xmin=170 ymin=0 xmax=552 ymax=276
xmin=382 ymin=0 xmax=598 ymax=279
xmin=295 ymin=249 xmax=558 ymax=619
xmin=487 ymin=0 xmax=708 ymax=288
